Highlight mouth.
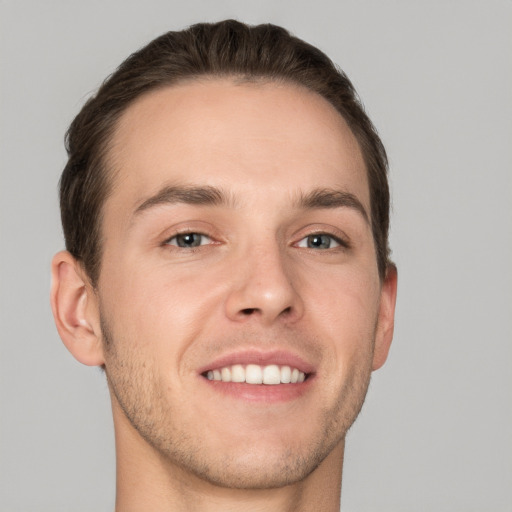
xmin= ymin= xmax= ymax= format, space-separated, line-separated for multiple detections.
xmin=203 ymin=364 xmax=307 ymax=384
xmin=198 ymin=350 xmax=315 ymax=402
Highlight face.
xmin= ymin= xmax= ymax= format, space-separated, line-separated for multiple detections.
xmin=95 ymin=79 xmax=395 ymax=489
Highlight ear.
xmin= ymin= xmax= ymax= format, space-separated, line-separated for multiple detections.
xmin=372 ymin=264 xmax=398 ymax=371
xmin=50 ymin=251 xmax=105 ymax=366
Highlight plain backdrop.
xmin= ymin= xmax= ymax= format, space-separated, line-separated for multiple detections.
xmin=1 ymin=1 xmax=511 ymax=511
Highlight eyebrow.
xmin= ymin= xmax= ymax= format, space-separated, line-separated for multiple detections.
xmin=133 ymin=184 xmax=369 ymax=223
xmin=134 ymin=185 xmax=234 ymax=214
xmin=296 ymin=188 xmax=369 ymax=223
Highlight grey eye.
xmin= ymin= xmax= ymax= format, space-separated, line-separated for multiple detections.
xmin=167 ymin=233 xmax=211 ymax=248
xmin=297 ymin=234 xmax=341 ymax=249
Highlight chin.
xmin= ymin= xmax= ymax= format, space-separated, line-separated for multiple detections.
xmin=169 ymin=442 xmax=335 ymax=490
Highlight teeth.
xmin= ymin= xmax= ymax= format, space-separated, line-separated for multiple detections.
xmin=280 ymin=365 xmax=291 ymax=383
xmin=221 ymin=367 xmax=231 ymax=382
xmin=246 ymin=364 xmax=263 ymax=384
xmin=262 ymin=364 xmax=280 ymax=385
xmin=206 ymin=364 xmax=307 ymax=385
xmin=231 ymin=364 xmax=245 ymax=382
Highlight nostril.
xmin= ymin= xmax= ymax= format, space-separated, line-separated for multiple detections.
xmin=240 ymin=306 xmax=292 ymax=317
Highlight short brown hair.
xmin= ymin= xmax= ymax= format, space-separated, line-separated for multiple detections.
xmin=60 ymin=19 xmax=391 ymax=286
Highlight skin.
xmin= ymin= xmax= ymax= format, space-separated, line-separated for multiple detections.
xmin=51 ymin=79 xmax=397 ymax=512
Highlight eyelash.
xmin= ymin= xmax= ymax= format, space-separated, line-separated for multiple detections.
xmin=295 ymin=233 xmax=349 ymax=250
xmin=163 ymin=231 xmax=349 ymax=251
xmin=164 ymin=232 xmax=213 ymax=249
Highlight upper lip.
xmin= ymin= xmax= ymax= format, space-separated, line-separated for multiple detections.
xmin=198 ymin=349 xmax=316 ymax=375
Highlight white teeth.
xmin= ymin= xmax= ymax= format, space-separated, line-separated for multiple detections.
xmin=280 ymin=365 xmax=291 ymax=383
xmin=231 ymin=364 xmax=245 ymax=382
xmin=262 ymin=365 xmax=281 ymax=385
xmin=206 ymin=364 xmax=306 ymax=385
xmin=246 ymin=364 xmax=263 ymax=384
xmin=221 ymin=367 xmax=231 ymax=382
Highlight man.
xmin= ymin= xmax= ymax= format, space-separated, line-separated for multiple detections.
xmin=51 ymin=20 xmax=397 ymax=511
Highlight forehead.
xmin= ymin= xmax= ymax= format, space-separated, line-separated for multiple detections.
xmin=107 ymin=79 xmax=368 ymax=214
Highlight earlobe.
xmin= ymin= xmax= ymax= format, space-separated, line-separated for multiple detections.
xmin=372 ymin=264 xmax=398 ymax=371
xmin=50 ymin=251 xmax=105 ymax=366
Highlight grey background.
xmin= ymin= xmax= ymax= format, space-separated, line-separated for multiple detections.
xmin=1 ymin=1 xmax=511 ymax=511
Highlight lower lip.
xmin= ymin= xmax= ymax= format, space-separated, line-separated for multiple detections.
xmin=201 ymin=376 xmax=314 ymax=403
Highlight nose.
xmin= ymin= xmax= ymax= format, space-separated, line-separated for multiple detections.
xmin=224 ymin=244 xmax=304 ymax=325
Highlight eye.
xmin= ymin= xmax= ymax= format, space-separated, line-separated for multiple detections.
xmin=296 ymin=234 xmax=342 ymax=250
xmin=165 ymin=232 xmax=212 ymax=248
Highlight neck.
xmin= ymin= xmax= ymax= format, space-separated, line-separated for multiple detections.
xmin=112 ymin=408 xmax=344 ymax=512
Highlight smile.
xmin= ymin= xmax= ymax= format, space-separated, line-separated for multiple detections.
xmin=205 ymin=364 xmax=307 ymax=385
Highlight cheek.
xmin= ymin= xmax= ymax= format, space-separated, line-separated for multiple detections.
xmin=304 ymin=265 xmax=380 ymax=368
xmin=99 ymin=259 xmax=228 ymax=361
